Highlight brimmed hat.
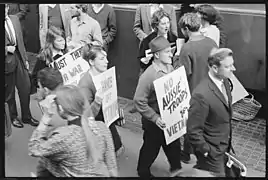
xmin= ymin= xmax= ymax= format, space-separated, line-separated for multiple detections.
xmin=148 ymin=36 xmax=175 ymax=54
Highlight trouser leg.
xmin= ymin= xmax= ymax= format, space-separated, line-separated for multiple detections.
xmin=109 ymin=123 xmax=122 ymax=152
xmin=162 ymin=137 xmax=182 ymax=171
xmin=137 ymin=123 xmax=162 ymax=177
xmin=5 ymin=71 xmax=17 ymax=120
xmin=15 ymin=52 xmax=31 ymax=120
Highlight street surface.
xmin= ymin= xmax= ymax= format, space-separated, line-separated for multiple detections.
xmin=4 ymin=92 xmax=265 ymax=177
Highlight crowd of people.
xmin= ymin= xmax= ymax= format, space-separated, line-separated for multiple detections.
xmin=5 ymin=3 xmax=236 ymax=177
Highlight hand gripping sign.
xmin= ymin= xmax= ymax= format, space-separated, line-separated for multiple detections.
xmin=153 ymin=66 xmax=191 ymax=145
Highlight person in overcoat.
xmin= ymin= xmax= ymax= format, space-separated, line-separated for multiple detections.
xmin=187 ymin=47 xmax=236 ymax=177
xmin=5 ymin=4 xmax=39 ymax=128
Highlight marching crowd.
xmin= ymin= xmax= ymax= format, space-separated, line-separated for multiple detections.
xmin=5 ymin=3 xmax=237 ymax=177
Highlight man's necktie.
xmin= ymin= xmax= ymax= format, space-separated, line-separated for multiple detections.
xmin=221 ymin=82 xmax=228 ymax=103
xmin=5 ymin=18 xmax=16 ymax=46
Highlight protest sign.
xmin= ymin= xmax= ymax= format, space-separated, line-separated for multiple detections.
xmin=229 ymin=73 xmax=249 ymax=104
xmin=50 ymin=46 xmax=90 ymax=86
xmin=93 ymin=67 xmax=119 ymax=127
xmin=154 ymin=66 xmax=191 ymax=145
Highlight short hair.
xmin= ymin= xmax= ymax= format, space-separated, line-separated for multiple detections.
xmin=82 ymin=44 xmax=106 ymax=65
xmin=37 ymin=67 xmax=63 ymax=91
xmin=195 ymin=4 xmax=223 ymax=25
xmin=208 ymin=48 xmax=233 ymax=67
xmin=75 ymin=4 xmax=88 ymax=13
xmin=178 ymin=12 xmax=201 ymax=32
xmin=151 ymin=9 xmax=171 ymax=31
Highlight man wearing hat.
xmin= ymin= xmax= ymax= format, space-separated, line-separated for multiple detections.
xmin=134 ymin=36 xmax=182 ymax=177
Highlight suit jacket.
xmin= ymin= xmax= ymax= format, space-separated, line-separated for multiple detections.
xmin=39 ymin=4 xmax=73 ymax=48
xmin=133 ymin=4 xmax=178 ymax=42
xmin=187 ymin=75 xmax=233 ymax=157
xmin=5 ymin=15 xmax=28 ymax=74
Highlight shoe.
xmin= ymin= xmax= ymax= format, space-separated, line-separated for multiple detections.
xmin=12 ymin=117 xmax=24 ymax=128
xmin=181 ymin=151 xmax=195 ymax=164
xmin=170 ymin=167 xmax=183 ymax=177
xmin=22 ymin=117 xmax=39 ymax=126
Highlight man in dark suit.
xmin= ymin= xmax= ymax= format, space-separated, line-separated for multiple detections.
xmin=8 ymin=3 xmax=29 ymax=47
xmin=186 ymin=47 xmax=236 ymax=177
xmin=133 ymin=4 xmax=178 ymax=43
xmin=5 ymin=4 xmax=39 ymax=128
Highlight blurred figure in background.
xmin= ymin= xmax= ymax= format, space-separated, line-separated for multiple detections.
xmin=67 ymin=4 xmax=103 ymax=50
xmin=138 ymin=9 xmax=177 ymax=75
xmin=31 ymin=26 xmax=66 ymax=94
xmin=29 ymin=85 xmax=118 ymax=177
xmin=174 ymin=12 xmax=218 ymax=164
xmin=195 ymin=4 xmax=226 ymax=48
xmin=5 ymin=3 xmax=38 ymax=128
xmin=87 ymin=4 xmax=117 ymax=53
xmin=39 ymin=4 xmax=73 ymax=49
xmin=133 ymin=4 xmax=177 ymax=44
xmin=78 ymin=44 xmax=124 ymax=157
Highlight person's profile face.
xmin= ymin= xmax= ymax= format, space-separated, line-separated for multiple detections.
xmin=157 ymin=16 xmax=170 ymax=35
xmin=53 ymin=35 xmax=66 ymax=50
xmin=216 ymin=56 xmax=236 ymax=79
xmin=159 ymin=46 xmax=173 ymax=65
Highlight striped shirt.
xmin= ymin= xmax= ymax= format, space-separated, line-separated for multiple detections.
xmin=29 ymin=119 xmax=117 ymax=177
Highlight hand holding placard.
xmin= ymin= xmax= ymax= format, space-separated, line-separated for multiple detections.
xmin=156 ymin=117 xmax=166 ymax=129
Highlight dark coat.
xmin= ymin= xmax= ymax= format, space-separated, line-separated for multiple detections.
xmin=5 ymin=15 xmax=28 ymax=74
xmin=187 ymin=75 xmax=233 ymax=157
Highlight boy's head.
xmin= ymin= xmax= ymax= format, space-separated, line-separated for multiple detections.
xmin=37 ymin=67 xmax=63 ymax=98
xmin=178 ymin=12 xmax=202 ymax=38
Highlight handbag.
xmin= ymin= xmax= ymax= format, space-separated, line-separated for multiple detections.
xmin=225 ymin=146 xmax=247 ymax=177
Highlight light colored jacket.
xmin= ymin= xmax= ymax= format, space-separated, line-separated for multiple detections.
xmin=39 ymin=4 xmax=73 ymax=48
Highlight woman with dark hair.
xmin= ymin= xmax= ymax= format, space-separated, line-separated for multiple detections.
xmin=29 ymin=85 xmax=118 ymax=177
xmin=138 ymin=8 xmax=177 ymax=75
xmin=78 ymin=44 xmax=124 ymax=157
xmin=31 ymin=26 xmax=66 ymax=93
xmin=195 ymin=4 xmax=226 ymax=47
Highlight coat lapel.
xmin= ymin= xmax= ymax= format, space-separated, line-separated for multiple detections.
xmin=208 ymin=76 xmax=229 ymax=108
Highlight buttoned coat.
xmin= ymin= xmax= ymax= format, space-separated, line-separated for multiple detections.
xmin=187 ymin=76 xmax=233 ymax=157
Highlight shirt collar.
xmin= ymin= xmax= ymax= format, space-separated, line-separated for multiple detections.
xmin=47 ymin=4 xmax=56 ymax=8
xmin=92 ymin=4 xmax=104 ymax=13
xmin=52 ymin=51 xmax=63 ymax=57
xmin=152 ymin=61 xmax=173 ymax=74
xmin=208 ymin=71 xmax=223 ymax=92
xmin=67 ymin=116 xmax=82 ymax=127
